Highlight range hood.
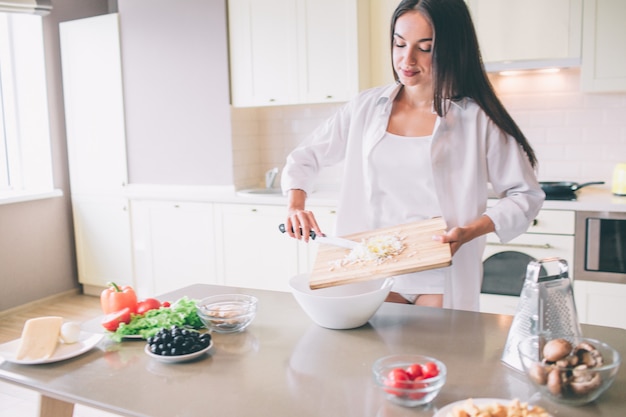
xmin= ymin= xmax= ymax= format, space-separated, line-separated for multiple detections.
xmin=484 ymin=57 xmax=581 ymax=73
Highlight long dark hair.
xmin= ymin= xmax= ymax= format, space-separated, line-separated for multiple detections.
xmin=391 ymin=0 xmax=538 ymax=168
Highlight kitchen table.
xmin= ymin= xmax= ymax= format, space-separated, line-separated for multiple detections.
xmin=0 ymin=284 xmax=624 ymax=417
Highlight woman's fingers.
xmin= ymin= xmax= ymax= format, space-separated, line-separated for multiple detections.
xmin=286 ymin=210 xmax=321 ymax=242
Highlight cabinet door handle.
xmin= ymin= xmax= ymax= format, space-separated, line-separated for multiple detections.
xmin=486 ymin=242 xmax=552 ymax=250
xmin=251 ymin=208 xmax=257 ymax=212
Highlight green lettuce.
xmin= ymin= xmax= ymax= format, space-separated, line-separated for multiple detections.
xmin=110 ymin=297 xmax=204 ymax=342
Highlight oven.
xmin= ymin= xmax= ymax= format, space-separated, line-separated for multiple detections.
xmin=574 ymin=210 xmax=626 ymax=284
xmin=480 ymin=209 xmax=576 ymax=315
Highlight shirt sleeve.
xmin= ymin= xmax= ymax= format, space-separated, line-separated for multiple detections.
xmin=484 ymin=121 xmax=545 ymax=243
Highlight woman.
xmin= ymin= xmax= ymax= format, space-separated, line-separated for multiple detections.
xmin=281 ymin=0 xmax=544 ymax=311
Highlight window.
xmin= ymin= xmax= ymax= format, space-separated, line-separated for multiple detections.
xmin=0 ymin=12 xmax=56 ymax=202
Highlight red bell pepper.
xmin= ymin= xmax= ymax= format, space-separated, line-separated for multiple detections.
xmin=100 ymin=282 xmax=138 ymax=314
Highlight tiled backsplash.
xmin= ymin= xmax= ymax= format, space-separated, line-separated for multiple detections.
xmin=231 ymin=69 xmax=626 ymax=191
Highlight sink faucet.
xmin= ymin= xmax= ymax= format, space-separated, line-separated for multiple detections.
xmin=265 ymin=167 xmax=279 ymax=189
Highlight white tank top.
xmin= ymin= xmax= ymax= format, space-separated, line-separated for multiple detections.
xmin=370 ymin=131 xmax=445 ymax=294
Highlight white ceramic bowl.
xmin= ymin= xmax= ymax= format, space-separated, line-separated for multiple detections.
xmin=288 ymin=274 xmax=393 ymax=330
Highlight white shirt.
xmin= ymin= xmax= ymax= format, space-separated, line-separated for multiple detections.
xmin=282 ymin=83 xmax=545 ymax=311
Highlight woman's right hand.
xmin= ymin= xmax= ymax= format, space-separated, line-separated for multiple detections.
xmin=285 ymin=189 xmax=323 ymax=242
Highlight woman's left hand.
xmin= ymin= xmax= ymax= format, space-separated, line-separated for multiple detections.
xmin=433 ymin=215 xmax=496 ymax=256
xmin=433 ymin=227 xmax=465 ymax=256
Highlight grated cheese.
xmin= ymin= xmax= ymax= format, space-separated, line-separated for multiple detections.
xmin=333 ymin=233 xmax=406 ymax=267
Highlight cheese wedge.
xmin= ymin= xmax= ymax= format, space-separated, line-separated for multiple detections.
xmin=16 ymin=316 xmax=63 ymax=361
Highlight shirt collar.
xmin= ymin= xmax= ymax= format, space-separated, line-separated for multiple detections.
xmin=374 ymin=83 xmax=468 ymax=113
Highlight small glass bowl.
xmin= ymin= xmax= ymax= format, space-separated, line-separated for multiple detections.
xmin=518 ymin=335 xmax=621 ymax=406
xmin=196 ymin=294 xmax=257 ymax=334
xmin=372 ymin=354 xmax=446 ymax=407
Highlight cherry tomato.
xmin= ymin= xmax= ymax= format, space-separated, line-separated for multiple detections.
xmin=384 ymin=368 xmax=412 ymax=395
xmin=422 ymin=361 xmax=439 ymax=379
xmin=406 ymin=363 xmax=423 ymax=380
xmin=408 ymin=378 xmax=427 ymax=399
xmin=161 ymin=301 xmax=171 ymax=308
xmin=135 ymin=298 xmax=162 ymax=315
xmin=101 ymin=307 xmax=132 ymax=332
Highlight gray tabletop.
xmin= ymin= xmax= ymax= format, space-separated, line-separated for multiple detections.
xmin=0 ymin=284 xmax=624 ymax=417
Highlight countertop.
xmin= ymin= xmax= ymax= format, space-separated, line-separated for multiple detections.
xmin=125 ymin=183 xmax=626 ymax=212
xmin=540 ymin=186 xmax=626 ymax=213
xmin=1 ymin=284 xmax=624 ymax=417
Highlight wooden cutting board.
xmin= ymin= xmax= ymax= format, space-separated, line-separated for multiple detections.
xmin=309 ymin=217 xmax=452 ymax=289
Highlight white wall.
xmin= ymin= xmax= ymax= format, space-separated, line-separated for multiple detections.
xmin=119 ymin=0 xmax=233 ymax=186
xmin=232 ymin=68 xmax=626 ymax=191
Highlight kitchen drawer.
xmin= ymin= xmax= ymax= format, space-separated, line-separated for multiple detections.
xmin=527 ymin=209 xmax=575 ymax=235
xmin=574 ymin=280 xmax=626 ymax=329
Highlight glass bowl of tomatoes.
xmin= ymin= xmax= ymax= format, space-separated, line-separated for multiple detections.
xmin=197 ymin=294 xmax=258 ymax=334
xmin=372 ymin=354 xmax=446 ymax=407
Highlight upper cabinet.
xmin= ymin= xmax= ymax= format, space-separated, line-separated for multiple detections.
xmin=228 ymin=0 xmax=370 ymax=107
xmin=467 ymin=0 xmax=582 ymax=71
xmin=581 ymin=0 xmax=626 ymax=92
xmin=60 ymin=14 xmax=128 ymax=195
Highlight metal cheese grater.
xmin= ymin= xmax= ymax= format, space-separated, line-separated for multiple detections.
xmin=501 ymin=257 xmax=582 ymax=371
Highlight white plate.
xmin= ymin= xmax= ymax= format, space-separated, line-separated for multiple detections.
xmin=0 ymin=332 xmax=104 ymax=365
xmin=434 ymin=398 xmax=550 ymax=417
xmin=144 ymin=340 xmax=213 ymax=363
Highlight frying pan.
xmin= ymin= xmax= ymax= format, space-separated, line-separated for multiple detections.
xmin=540 ymin=181 xmax=604 ymax=196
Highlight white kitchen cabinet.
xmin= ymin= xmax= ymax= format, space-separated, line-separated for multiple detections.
xmin=215 ymin=203 xmax=299 ymax=291
xmin=60 ymin=14 xmax=133 ymax=294
xmin=228 ymin=0 xmax=370 ymax=106
xmin=131 ymin=201 xmax=218 ymax=298
xmin=71 ymin=195 xmax=133 ymax=294
xmin=228 ymin=0 xmax=298 ymax=106
xmin=466 ymin=0 xmax=582 ymax=71
xmin=574 ymin=280 xmax=626 ymax=329
xmin=581 ymin=0 xmax=626 ymax=92
xmin=60 ymin=14 xmax=128 ymax=195
xmin=298 ymin=0 xmax=368 ymax=103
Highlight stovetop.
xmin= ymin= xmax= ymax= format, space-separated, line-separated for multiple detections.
xmin=545 ymin=194 xmax=577 ymax=201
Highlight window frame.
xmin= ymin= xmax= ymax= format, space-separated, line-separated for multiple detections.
xmin=0 ymin=12 xmax=60 ymax=204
